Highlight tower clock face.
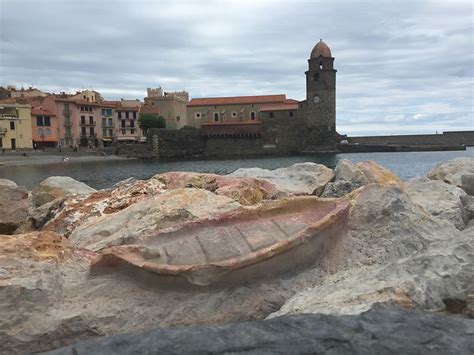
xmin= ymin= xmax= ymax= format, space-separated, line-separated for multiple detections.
xmin=313 ymin=96 xmax=320 ymax=103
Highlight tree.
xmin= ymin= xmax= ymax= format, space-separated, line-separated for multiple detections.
xmin=138 ymin=113 xmax=166 ymax=134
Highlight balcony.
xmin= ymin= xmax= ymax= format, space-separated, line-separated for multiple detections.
xmin=102 ymin=123 xmax=114 ymax=128
xmin=80 ymin=121 xmax=96 ymax=126
xmin=200 ymin=121 xmax=262 ymax=138
xmin=0 ymin=114 xmax=18 ymax=120
xmin=80 ymin=133 xmax=97 ymax=138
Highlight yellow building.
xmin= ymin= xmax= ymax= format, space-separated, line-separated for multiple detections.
xmin=0 ymin=104 xmax=33 ymax=150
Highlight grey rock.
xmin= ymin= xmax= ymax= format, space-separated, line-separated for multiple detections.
xmin=30 ymin=198 xmax=65 ymax=228
xmin=45 ymin=307 xmax=474 ymax=355
xmin=0 ymin=179 xmax=29 ymax=234
xmin=461 ymin=174 xmax=474 ymax=196
xmin=321 ymin=180 xmax=361 ymax=197
xmin=272 ymin=184 xmax=473 ymax=316
xmin=427 ymin=157 xmax=474 ymax=193
xmin=32 ymin=176 xmax=96 ymax=208
xmin=230 ymin=162 xmax=334 ymax=196
xmin=334 ymin=159 xmax=368 ymax=185
xmin=405 ymin=180 xmax=469 ymax=230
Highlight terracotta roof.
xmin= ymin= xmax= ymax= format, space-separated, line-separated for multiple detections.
xmin=260 ymin=101 xmax=299 ymax=112
xmin=140 ymin=105 xmax=160 ymax=114
xmin=31 ymin=107 xmax=55 ymax=116
xmin=187 ymin=94 xmax=286 ymax=107
xmin=311 ymin=39 xmax=332 ymax=58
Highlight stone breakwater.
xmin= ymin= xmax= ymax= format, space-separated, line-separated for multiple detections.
xmin=0 ymin=157 xmax=473 ymax=353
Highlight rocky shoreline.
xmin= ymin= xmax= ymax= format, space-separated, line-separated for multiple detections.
xmin=0 ymin=157 xmax=473 ymax=353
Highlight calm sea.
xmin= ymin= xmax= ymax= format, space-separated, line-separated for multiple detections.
xmin=1 ymin=148 xmax=473 ymax=189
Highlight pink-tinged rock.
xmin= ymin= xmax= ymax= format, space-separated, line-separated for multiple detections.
xmin=91 ymin=197 xmax=350 ymax=287
xmin=155 ymin=171 xmax=285 ymax=205
xmin=43 ymin=178 xmax=165 ymax=237
xmin=0 ymin=179 xmax=29 ymax=234
xmin=355 ymin=161 xmax=402 ymax=187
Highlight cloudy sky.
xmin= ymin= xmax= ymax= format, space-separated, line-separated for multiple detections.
xmin=0 ymin=0 xmax=472 ymax=135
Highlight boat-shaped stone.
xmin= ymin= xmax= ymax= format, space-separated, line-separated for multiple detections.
xmin=91 ymin=197 xmax=350 ymax=287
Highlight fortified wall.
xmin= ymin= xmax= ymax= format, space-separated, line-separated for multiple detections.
xmin=349 ymin=131 xmax=474 ymax=147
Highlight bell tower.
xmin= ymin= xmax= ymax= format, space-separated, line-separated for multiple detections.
xmin=297 ymin=39 xmax=337 ymax=151
xmin=305 ymin=39 xmax=336 ymax=129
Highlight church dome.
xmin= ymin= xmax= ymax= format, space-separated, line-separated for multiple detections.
xmin=310 ymin=39 xmax=332 ymax=58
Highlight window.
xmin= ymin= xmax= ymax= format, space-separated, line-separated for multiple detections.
xmin=314 ymin=73 xmax=320 ymax=81
xmin=103 ymin=129 xmax=107 ymax=137
xmin=90 ymin=127 xmax=94 ymax=136
xmin=109 ymin=129 xmax=113 ymax=137
xmin=37 ymin=128 xmax=43 ymax=136
xmin=81 ymin=127 xmax=87 ymax=136
xmin=250 ymin=111 xmax=256 ymax=120
xmin=319 ymin=61 xmax=323 ymax=69
xmin=108 ymin=118 xmax=113 ymax=126
xmin=130 ymin=120 xmax=135 ymax=128
xmin=131 ymin=129 xmax=135 ymax=134
xmin=269 ymin=112 xmax=274 ymax=118
xmin=81 ymin=116 xmax=86 ymax=124
xmin=102 ymin=118 xmax=107 ymax=126
xmin=195 ymin=112 xmax=201 ymax=118
xmin=37 ymin=117 xmax=43 ymax=126
xmin=176 ymin=116 xmax=180 ymax=122
xmin=9 ymin=121 xmax=15 ymax=130
xmin=89 ymin=116 xmax=93 ymax=125
xmin=121 ymin=120 xmax=126 ymax=128
xmin=0 ymin=138 xmax=2 ymax=148
xmin=122 ymin=129 xmax=126 ymax=134
xmin=44 ymin=116 xmax=50 ymax=126
xmin=132 ymin=111 xmax=137 ymax=119
xmin=289 ymin=111 xmax=294 ymax=117
xmin=44 ymin=128 xmax=51 ymax=136
xmin=231 ymin=111 xmax=237 ymax=118
xmin=102 ymin=108 xmax=112 ymax=116
xmin=214 ymin=112 xmax=219 ymax=122
xmin=125 ymin=112 xmax=129 ymax=119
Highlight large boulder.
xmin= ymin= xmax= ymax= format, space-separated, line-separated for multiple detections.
xmin=334 ymin=159 xmax=368 ymax=185
xmin=47 ymin=307 xmax=474 ymax=355
xmin=229 ymin=162 xmax=334 ymax=196
xmin=355 ymin=160 xmax=402 ymax=187
xmin=32 ymin=176 xmax=96 ymax=208
xmin=69 ymin=188 xmax=241 ymax=251
xmin=427 ymin=157 xmax=474 ymax=194
xmin=271 ymin=184 xmax=473 ymax=317
xmin=0 ymin=179 xmax=29 ymax=234
xmin=155 ymin=172 xmax=283 ymax=205
xmin=43 ymin=177 xmax=164 ymax=237
xmin=405 ymin=180 xmax=470 ymax=230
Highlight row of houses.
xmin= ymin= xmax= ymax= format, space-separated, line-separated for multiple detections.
xmin=0 ymin=85 xmax=297 ymax=150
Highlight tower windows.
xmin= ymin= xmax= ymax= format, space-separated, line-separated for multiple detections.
xmin=319 ymin=61 xmax=323 ymax=69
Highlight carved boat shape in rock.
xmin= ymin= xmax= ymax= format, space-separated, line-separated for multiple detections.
xmin=91 ymin=197 xmax=350 ymax=287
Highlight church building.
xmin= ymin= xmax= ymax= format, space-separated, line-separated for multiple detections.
xmin=186 ymin=39 xmax=338 ymax=154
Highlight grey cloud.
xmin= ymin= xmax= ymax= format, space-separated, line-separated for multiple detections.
xmin=0 ymin=0 xmax=472 ymax=135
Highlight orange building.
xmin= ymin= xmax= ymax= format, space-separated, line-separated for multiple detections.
xmin=31 ymin=106 xmax=59 ymax=148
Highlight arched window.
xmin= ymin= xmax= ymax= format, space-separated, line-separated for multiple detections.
xmin=319 ymin=61 xmax=323 ymax=69
xmin=250 ymin=111 xmax=256 ymax=120
xmin=214 ymin=112 xmax=219 ymax=122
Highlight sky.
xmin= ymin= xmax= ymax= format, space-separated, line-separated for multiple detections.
xmin=0 ymin=0 xmax=473 ymax=136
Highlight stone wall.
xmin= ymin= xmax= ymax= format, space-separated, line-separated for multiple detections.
xmin=147 ymin=128 xmax=205 ymax=159
xmin=261 ymin=110 xmax=299 ymax=154
xmin=205 ymin=137 xmax=267 ymax=157
xmin=349 ymin=131 xmax=474 ymax=146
